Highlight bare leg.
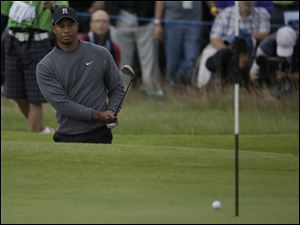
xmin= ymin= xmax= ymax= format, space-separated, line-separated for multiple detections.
xmin=15 ymin=99 xmax=30 ymax=118
xmin=27 ymin=103 xmax=46 ymax=132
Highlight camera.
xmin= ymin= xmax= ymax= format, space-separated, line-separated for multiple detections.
xmin=256 ymin=55 xmax=291 ymax=75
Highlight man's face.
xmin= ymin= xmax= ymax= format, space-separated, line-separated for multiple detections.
xmin=90 ymin=11 xmax=110 ymax=37
xmin=240 ymin=1 xmax=255 ymax=16
xmin=52 ymin=18 xmax=79 ymax=45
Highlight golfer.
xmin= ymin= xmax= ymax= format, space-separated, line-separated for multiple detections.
xmin=36 ymin=7 xmax=124 ymax=144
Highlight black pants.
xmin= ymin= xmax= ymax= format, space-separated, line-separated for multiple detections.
xmin=53 ymin=127 xmax=113 ymax=144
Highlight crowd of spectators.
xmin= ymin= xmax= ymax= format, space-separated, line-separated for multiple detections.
xmin=1 ymin=1 xmax=299 ymax=101
xmin=70 ymin=1 xmax=299 ymax=98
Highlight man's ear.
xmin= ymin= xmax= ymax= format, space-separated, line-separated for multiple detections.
xmin=76 ymin=22 xmax=79 ymax=32
xmin=52 ymin=25 xmax=56 ymax=35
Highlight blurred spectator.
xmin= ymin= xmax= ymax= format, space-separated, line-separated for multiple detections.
xmin=1 ymin=1 xmax=68 ymax=133
xmin=197 ymin=1 xmax=271 ymax=89
xmin=155 ymin=1 xmax=202 ymax=87
xmin=106 ymin=1 xmax=163 ymax=96
xmin=207 ymin=1 xmax=273 ymax=16
xmin=250 ymin=26 xmax=299 ymax=88
xmin=82 ymin=10 xmax=120 ymax=67
xmin=206 ymin=30 xmax=254 ymax=88
xmin=88 ymin=1 xmax=105 ymax=14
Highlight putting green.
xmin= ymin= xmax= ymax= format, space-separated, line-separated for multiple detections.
xmin=1 ymin=133 xmax=298 ymax=224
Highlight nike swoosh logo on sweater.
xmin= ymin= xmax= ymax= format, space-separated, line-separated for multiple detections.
xmin=86 ymin=61 xmax=94 ymax=66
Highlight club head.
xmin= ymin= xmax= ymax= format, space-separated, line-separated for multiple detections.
xmin=107 ymin=122 xmax=118 ymax=129
xmin=121 ymin=65 xmax=135 ymax=79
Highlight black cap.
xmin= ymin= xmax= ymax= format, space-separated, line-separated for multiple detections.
xmin=52 ymin=7 xmax=79 ymax=25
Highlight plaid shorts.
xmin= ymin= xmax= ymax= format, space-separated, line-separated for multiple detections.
xmin=2 ymin=31 xmax=52 ymax=104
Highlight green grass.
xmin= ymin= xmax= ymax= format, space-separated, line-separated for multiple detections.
xmin=1 ymin=90 xmax=299 ymax=224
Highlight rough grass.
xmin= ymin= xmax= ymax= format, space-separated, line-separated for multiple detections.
xmin=1 ymin=88 xmax=299 ymax=135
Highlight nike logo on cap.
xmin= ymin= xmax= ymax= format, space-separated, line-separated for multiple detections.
xmin=86 ymin=61 xmax=94 ymax=66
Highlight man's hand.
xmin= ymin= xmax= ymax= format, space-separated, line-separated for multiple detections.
xmin=154 ymin=24 xmax=163 ymax=42
xmin=210 ymin=38 xmax=228 ymax=50
xmin=92 ymin=110 xmax=118 ymax=124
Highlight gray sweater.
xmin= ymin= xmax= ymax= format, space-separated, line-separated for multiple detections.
xmin=36 ymin=41 xmax=124 ymax=135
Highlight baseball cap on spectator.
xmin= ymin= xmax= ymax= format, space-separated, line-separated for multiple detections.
xmin=52 ymin=7 xmax=79 ymax=25
xmin=276 ymin=26 xmax=297 ymax=57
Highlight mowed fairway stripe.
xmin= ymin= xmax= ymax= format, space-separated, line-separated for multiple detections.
xmin=1 ymin=140 xmax=298 ymax=224
xmin=1 ymin=132 xmax=299 ymax=155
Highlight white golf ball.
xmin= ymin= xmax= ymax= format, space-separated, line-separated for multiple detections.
xmin=212 ymin=200 xmax=221 ymax=209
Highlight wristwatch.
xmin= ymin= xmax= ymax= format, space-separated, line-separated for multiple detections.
xmin=153 ymin=19 xmax=161 ymax=25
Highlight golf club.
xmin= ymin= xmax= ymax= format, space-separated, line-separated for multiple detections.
xmin=107 ymin=65 xmax=135 ymax=129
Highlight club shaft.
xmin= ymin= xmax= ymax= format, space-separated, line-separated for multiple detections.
xmin=114 ymin=79 xmax=133 ymax=116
